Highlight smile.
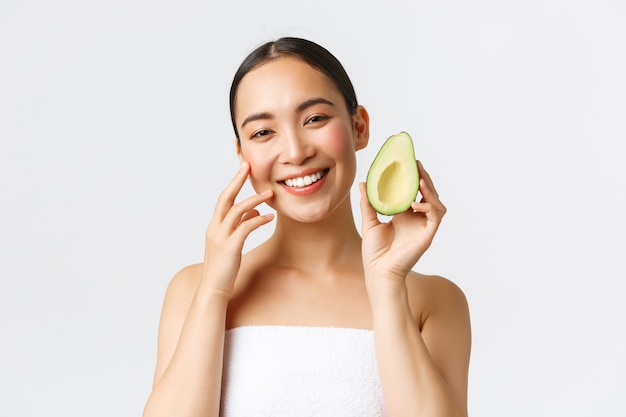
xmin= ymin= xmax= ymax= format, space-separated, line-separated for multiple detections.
xmin=282 ymin=169 xmax=329 ymax=188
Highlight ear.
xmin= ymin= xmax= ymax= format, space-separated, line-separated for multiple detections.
xmin=353 ymin=105 xmax=370 ymax=151
xmin=235 ymin=138 xmax=244 ymax=161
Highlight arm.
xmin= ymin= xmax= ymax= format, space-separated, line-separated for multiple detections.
xmin=142 ymin=265 xmax=229 ymax=417
xmin=368 ymin=274 xmax=471 ymax=417
xmin=143 ymin=162 xmax=274 ymax=417
xmin=359 ymin=161 xmax=471 ymax=417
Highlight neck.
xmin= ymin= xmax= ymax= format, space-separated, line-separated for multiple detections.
xmin=266 ymin=197 xmax=363 ymax=274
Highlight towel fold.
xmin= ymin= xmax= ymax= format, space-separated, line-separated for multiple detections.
xmin=220 ymin=325 xmax=387 ymax=417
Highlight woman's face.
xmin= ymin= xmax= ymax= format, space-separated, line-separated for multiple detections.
xmin=234 ymin=56 xmax=369 ymax=223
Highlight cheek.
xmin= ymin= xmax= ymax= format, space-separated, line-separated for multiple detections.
xmin=324 ymin=125 xmax=357 ymax=164
xmin=241 ymin=151 xmax=269 ymax=192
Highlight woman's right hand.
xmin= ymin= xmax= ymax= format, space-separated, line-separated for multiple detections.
xmin=198 ymin=161 xmax=274 ymax=299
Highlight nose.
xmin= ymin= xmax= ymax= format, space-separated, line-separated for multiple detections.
xmin=280 ymin=131 xmax=315 ymax=165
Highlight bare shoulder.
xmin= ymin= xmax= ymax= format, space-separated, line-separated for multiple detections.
xmin=405 ymin=271 xmax=470 ymax=328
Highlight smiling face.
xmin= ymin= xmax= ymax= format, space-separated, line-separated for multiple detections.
xmin=234 ymin=56 xmax=369 ymax=223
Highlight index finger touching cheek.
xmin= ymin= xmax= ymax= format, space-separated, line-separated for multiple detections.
xmin=214 ymin=161 xmax=252 ymax=219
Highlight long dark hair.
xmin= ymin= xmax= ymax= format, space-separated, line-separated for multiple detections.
xmin=229 ymin=37 xmax=358 ymax=140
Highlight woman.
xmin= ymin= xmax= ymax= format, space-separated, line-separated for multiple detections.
xmin=143 ymin=37 xmax=471 ymax=417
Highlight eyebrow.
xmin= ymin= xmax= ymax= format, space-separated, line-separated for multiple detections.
xmin=296 ymin=97 xmax=335 ymax=113
xmin=240 ymin=97 xmax=335 ymax=129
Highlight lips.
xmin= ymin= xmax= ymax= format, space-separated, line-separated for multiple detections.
xmin=281 ymin=169 xmax=329 ymax=188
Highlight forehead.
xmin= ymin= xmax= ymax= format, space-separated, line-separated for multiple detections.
xmin=234 ymin=56 xmax=341 ymax=116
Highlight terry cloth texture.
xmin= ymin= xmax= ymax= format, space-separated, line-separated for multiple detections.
xmin=220 ymin=325 xmax=387 ymax=417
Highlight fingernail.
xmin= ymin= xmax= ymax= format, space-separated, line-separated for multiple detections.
xmin=239 ymin=161 xmax=248 ymax=172
xmin=261 ymin=189 xmax=272 ymax=197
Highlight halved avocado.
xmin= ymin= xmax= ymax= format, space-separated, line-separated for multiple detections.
xmin=366 ymin=132 xmax=419 ymax=215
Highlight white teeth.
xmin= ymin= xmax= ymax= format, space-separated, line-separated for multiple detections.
xmin=284 ymin=170 xmax=326 ymax=188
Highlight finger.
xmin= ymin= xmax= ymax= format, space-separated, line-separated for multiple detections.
xmin=205 ymin=210 xmax=274 ymax=266
xmin=223 ymin=189 xmax=274 ymax=231
xmin=417 ymin=176 xmax=440 ymax=204
xmin=416 ymin=165 xmax=445 ymax=216
xmin=417 ymin=160 xmax=440 ymax=198
xmin=411 ymin=200 xmax=446 ymax=224
xmin=409 ymin=202 xmax=442 ymax=242
xmin=358 ymin=182 xmax=380 ymax=232
xmin=238 ymin=209 xmax=261 ymax=226
xmin=213 ymin=161 xmax=252 ymax=221
xmin=413 ymin=178 xmax=447 ymax=217
xmin=231 ymin=211 xmax=275 ymax=243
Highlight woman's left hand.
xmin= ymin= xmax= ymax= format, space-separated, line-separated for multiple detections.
xmin=359 ymin=161 xmax=446 ymax=286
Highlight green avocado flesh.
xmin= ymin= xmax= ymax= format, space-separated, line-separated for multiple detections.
xmin=366 ymin=132 xmax=419 ymax=215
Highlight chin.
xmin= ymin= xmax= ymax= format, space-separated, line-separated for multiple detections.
xmin=278 ymin=203 xmax=335 ymax=224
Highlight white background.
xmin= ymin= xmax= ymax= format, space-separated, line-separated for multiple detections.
xmin=1 ymin=0 xmax=625 ymax=416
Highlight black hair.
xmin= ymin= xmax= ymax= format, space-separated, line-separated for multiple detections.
xmin=229 ymin=37 xmax=358 ymax=140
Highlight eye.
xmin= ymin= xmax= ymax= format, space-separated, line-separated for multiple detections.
xmin=305 ymin=114 xmax=328 ymax=125
xmin=251 ymin=129 xmax=272 ymax=139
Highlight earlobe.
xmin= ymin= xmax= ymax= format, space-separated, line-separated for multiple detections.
xmin=354 ymin=105 xmax=370 ymax=151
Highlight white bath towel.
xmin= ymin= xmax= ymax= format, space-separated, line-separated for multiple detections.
xmin=220 ymin=325 xmax=387 ymax=417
